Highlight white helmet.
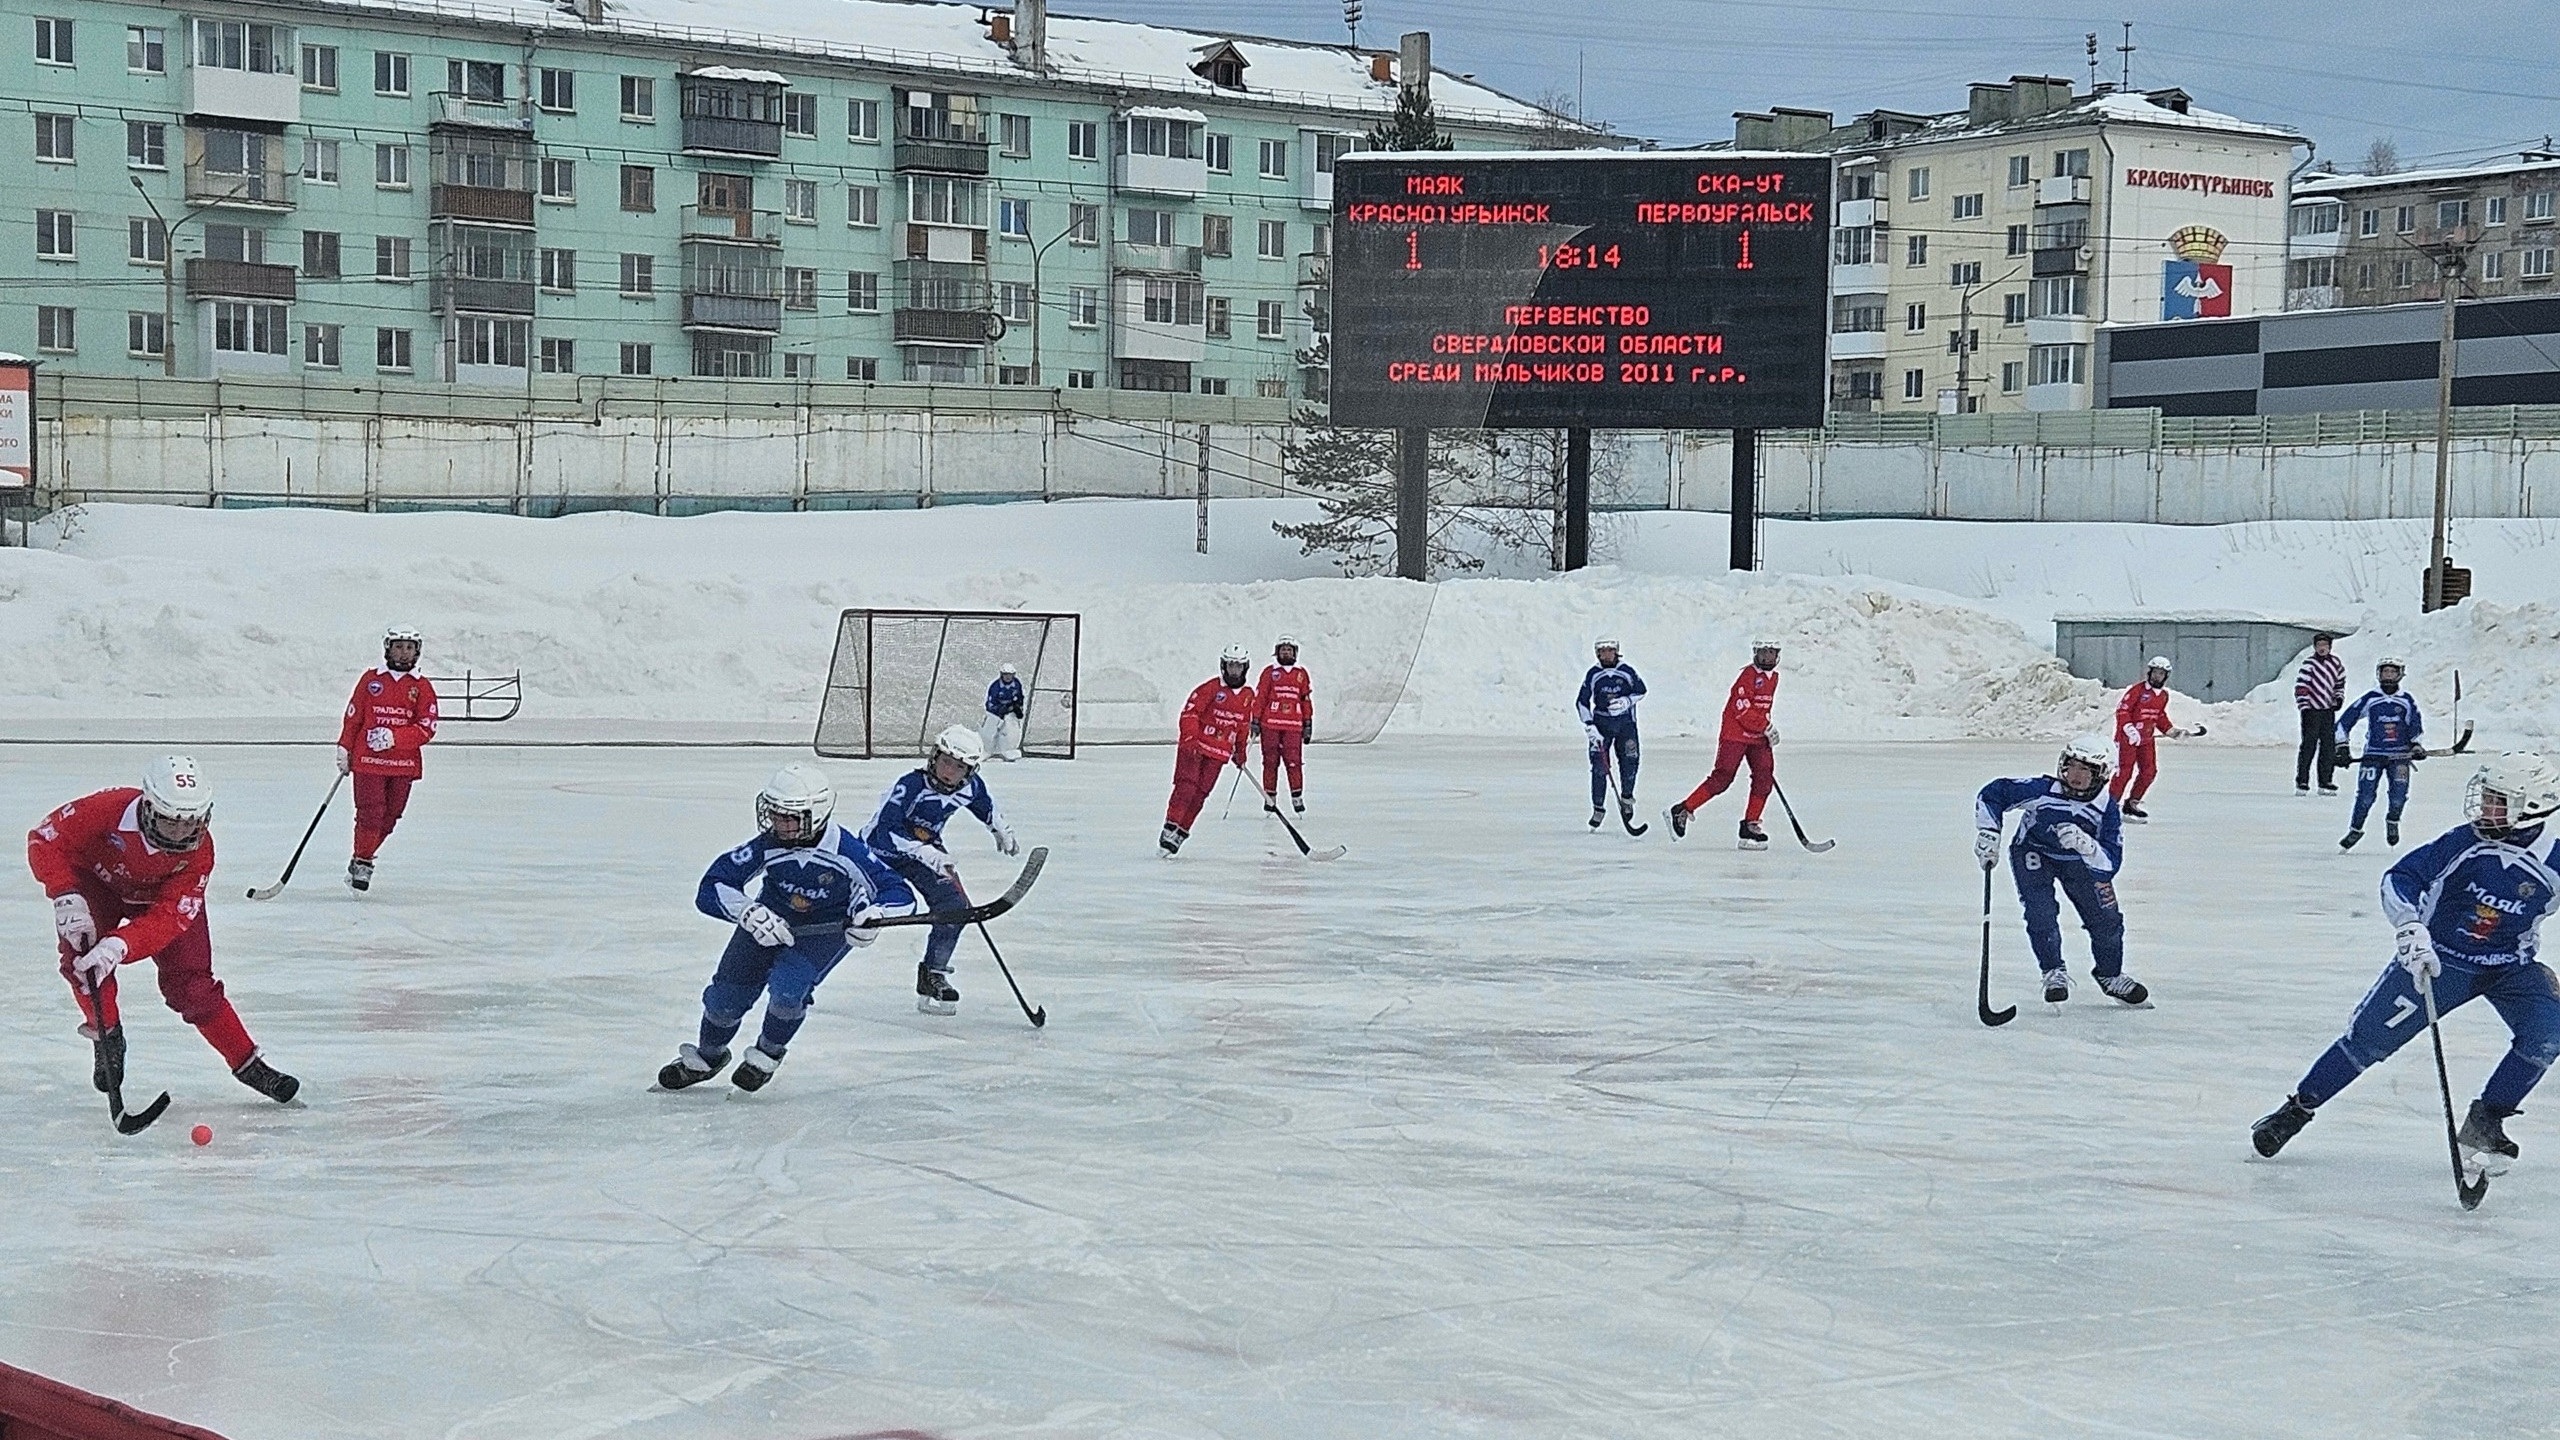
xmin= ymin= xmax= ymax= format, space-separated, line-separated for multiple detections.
xmin=2466 ymin=752 xmax=2560 ymax=836
xmin=1274 ymin=634 xmax=1299 ymax=652
xmin=2376 ymin=655 xmax=2407 ymax=671
xmin=1594 ymin=637 xmax=1621 ymax=653
xmin=2145 ymin=656 xmax=2172 ymax=674
xmin=932 ymin=723 xmax=986 ymax=768
xmin=999 ymin=662 xmax=1018 ymax=676
xmin=2057 ymin=733 xmax=2115 ymax=798
xmin=384 ymin=624 xmax=423 ymax=671
xmin=755 ymin=762 xmax=834 ymax=845
xmin=1751 ymin=638 xmax=1781 ymax=652
xmin=1220 ymin=642 xmax=1250 ymax=666
xmin=139 ymin=754 xmax=213 ymax=851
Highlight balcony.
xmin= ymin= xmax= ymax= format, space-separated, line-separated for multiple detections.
xmin=681 ymin=205 xmax=782 ymax=246
xmin=185 ymin=162 xmax=294 ymax=211
xmin=1114 ymin=242 xmax=1203 ymax=276
xmin=1838 ymin=196 xmax=1888 ymax=229
xmin=2286 ymin=285 xmax=2346 ymax=312
xmin=1114 ymin=151 xmax=1208 ymax=198
xmin=1828 ymin=329 xmax=1888 ymax=361
xmin=903 ymin=224 xmax=988 ymax=265
xmin=431 ymin=92 xmax=533 ymax=132
xmin=185 ymin=64 xmax=299 ymax=126
xmin=895 ymin=136 xmax=990 ymax=175
xmin=431 ymin=184 xmax=535 ymax=226
xmin=1296 ymin=252 xmax=1332 ymax=287
xmin=1832 ymin=261 xmax=1890 ymax=293
xmin=2025 ymin=315 xmax=2094 ymax=346
xmin=2036 ymin=174 xmax=2092 ymax=206
xmin=2032 ymin=245 xmax=2089 ymax=277
xmin=682 ymin=293 xmax=783 ymax=331
xmin=432 ymin=276 xmax=536 ymax=315
xmin=684 ymin=113 xmax=783 ymax=158
xmin=184 ymin=258 xmax=296 ymax=301
xmin=894 ymin=307 xmax=1001 ymax=343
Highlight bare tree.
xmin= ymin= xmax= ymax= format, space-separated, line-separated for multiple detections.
xmin=2363 ymin=138 xmax=2402 ymax=176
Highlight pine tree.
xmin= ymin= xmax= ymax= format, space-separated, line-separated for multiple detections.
xmin=1368 ymin=84 xmax=1453 ymax=153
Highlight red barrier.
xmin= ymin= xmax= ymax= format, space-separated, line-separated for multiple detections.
xmin=0 ymin=1361 xmax=231 ymax=1440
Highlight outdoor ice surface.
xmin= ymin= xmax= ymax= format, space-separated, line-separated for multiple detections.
xmin=4 ymin=739 xmax=2555 ymax=1439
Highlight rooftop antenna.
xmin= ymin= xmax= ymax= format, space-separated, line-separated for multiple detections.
xmin=1342 ymin=0 xmax=1361 ymax=48
xmin=2085 ymin=33 xmax=2099 ymax=93
xmin=2117 ymin=20 xmax=2135 ymax=92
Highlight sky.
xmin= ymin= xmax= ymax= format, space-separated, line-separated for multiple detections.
xmin=1077 ymin=0 xmax=2560 ymax=170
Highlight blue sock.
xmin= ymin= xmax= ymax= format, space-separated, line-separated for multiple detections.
xmin=697 ymin=1011 xmax=741 ymax=1060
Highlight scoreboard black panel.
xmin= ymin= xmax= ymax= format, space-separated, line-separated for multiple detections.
xmin=1328 ymin=153 xmax=1832 ymax=430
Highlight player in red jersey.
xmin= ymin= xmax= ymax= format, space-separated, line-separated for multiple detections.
xmin=1668 ymin=639 xmax=1784 ymax=850
xmin=1161 ymin=644 xmax=1258 ymax=856
xmin=1254 ymin=634 xmax=1316 ymax=815
xmin=27 ymin=756 xmax=299 ymax=1103
xmin=337 ymin=624 xmax=441 ymax=891
xmin=2109 ymin=656 xmax=2194 ymax=821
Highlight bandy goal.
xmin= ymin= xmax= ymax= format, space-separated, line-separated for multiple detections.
xmin=814 ymin=609 xmax=1081 ymax=760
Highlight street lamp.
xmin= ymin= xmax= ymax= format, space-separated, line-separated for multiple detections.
xmin=130 ymin=173 xmax=249 ymax=378
xmin=1953 ymin=264 xmax=2023 ymax=414
xmin=1026 ymin=223 xmax=1080 ymax=387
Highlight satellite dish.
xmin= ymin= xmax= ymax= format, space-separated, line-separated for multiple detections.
xmin=2078 ymin=244 xmax=2095 ymax=265
xmin=981 ymin=311 xmax=1008 ymax=342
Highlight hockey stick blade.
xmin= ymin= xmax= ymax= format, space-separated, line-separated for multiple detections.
xmin=872 ymin=848 xmax=1047 ymax=929
xmin=1247 ymin=771 xmax=1344 ymax=860
xmin=1620 ymin=812 xmax=1649 ymax=837
xmin=2420 ymin=968 xmax=2491 ymax=1209
xmin=248 ymin=773 xmax=346 ymax=900
xmin=2450 ymin=722 xmax=2475 ymax=756
xmin=1769 ymin=781 xmax=1836 ymax=853
xmin=113 ymin=1089 xmax=172 ymax=1136
xmin=1977 ymin=868 xmax=2016 ymax=1027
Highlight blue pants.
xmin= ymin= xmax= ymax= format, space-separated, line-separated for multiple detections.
xmin=884 ymin=853 xmax=967 ymax=974
xmin=2295 ymin=957 xmax=2560 ymax=1113
xmin=700 ymin=928 xmax=849 ymax=1060
xmin=2348 ymin=757 xmax=2412 ymax=831
xmin=1588 ymin=724 xmax=1639 ymax=808
xmin=2011 ymin=847 xmax=2125 ymax=978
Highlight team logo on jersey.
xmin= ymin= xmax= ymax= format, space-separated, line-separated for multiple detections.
xmin=785 ymin=892 xmax=812 ymax=912
xmin=367 ymin=680 xmax=383 ymax=695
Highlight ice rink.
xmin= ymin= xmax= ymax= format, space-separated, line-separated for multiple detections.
xmin=5 ymin=737 xmax=2558 ymax=1439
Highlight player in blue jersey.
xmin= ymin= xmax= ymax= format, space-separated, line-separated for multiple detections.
xmin=657 ymin=763 xmax=924 ymax=1093
xmin=980 ymin=663 xmax=1027 ymax=762
xmin=864 ymin=724 xmax=1019 ymax=1015
xmin=2253 ymin=753 xmax=2560 ymax=1174
xmin=1577 ymin=638 xmax=1648 ymax=832
xmin=2337 ymin=656 xmax=2426 ymax=850
xmin=1975 ymin=734 xmax=2152 ymax=1007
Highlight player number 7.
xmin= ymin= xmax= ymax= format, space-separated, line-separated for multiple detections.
xmin=2385 ymin=996 xmax=2418 ymax=1029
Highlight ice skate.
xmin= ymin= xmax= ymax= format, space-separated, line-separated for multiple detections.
xmin=346 ymin=857 xmax=373 ymax=892
xmin=2096 ymin=972 xmax=2152 ymax=1008
xmin=2340 ymin=827 xmax=2363 ymax=851
xmin=657 ymin=1042 xmax=728 ymax=1090
xmin=232 ymin=1052 xmax=301 ymax=1104
xmin=917 ymin=963 xmax=959 ymax=1016
xmin=2459 ymin=1100 xmax=2520 ymax=1174
xmin=2386 ymin=818 xmax=2401 ymax=846
xmin=1737 ymin=818 xmax=1768 ymax=851
xmin=2121 ymin=800 xmax=2149 ymax=823
xmin=731 ymin=1043 xmax=785 ymax=1093
xmin=1665 ymin=803 xmax=1691 ymax=839
xmin=2251 ymin=1096 xmax=2316 ymax=1157
xmin=1291 ymin=791 xmax=1305 ymax=815
xmin=1588 ymin=805 xmax=1605 ymax=830
xmin=1159 ymin=822 xmax=1186 ymax=857
xmin=2042 ymin=968 xmax=2070 ymax=1004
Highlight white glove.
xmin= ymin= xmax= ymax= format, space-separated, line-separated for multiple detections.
xmin=2121 ymin=724 xmax=2143 ymax=746
xmin=845 ymin=905 xmax=884 ymax=947
xmin=1763 ymin=724 xmax=1780 ymax=747
xmin=2395 ymin=921 xmax=2440 ymax=982
xmin=915 ymin=844 xmax=954 ymax=877
xmin=365 ymin=726 xmax=396 ymax=753
xmin=1975 ymin=828 xmax=2001 ymax=870
xmin=2054 ymin=824 xmax=2102 ymax=859
xmin=52 ymin=893 xmax=97 ymax=952
xmin=737 ymin=902 xmax=795 ymax=948
xmin=991 ymin=822 xmax=1020 ymax=857
xmin=1583 ymin=723 xmax=1602 ymax=748
xmin=72 ymin=936 xmax=126 ymax=986
xmin=336 ymin=746 xmax=353 ymax=776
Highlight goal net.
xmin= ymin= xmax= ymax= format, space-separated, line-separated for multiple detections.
xmin=814 ymin=609 xmax=1080 ymax=760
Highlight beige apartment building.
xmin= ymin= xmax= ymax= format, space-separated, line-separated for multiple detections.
xmin=2288 ymin=155 xmax=2560 ymax=310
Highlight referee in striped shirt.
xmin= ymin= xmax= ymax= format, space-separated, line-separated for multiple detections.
xmin=2295 ymin=633 xmax=2346 ymax=793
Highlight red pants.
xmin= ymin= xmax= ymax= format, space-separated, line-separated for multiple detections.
xmin=1165 ymin=748 xmax=1232 ymax=831
xmin=1681 ymin=736 xmax=1774 ymax=821
xmin=353 ymin=773 xmax=415 ymax=860
xmin=1260 ymin=726 xmax=1305 ymax=798
xmin=2110 ymin=739 xmax=2157 ymax=804
xmin=57 ymin=888 xmax=255 ymax=1069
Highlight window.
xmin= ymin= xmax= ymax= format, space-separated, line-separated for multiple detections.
xmin=2488 ymin=195 xmax=2509 ymax=226
xmin=1904 ymin=302 xmax=1926 ymax=332
xmin=998 ymin=197 xmax=1030 ymax=239
xmin=846 ymin=185 xmax=879 ymax=227
xmin=376 ymin=327 xmax=413 ymax=371
xmin=2358 ymin=208 xmax=2379 ymax=237
xmin=1906 ymin=234 xmax=1928 ymax=267
xmin=376 ymin=144 xmax=410 ymax=188
xmin=2529 ymin=192 xmax=2558 ymax=222
xmin=127 ymin=311 xmax=164 ymax=357
xmin=618 ymin=342 xmax=652 ymax=375
xmin=301 ymin=43 xmax=337 ymax=91
xmin=539 ymin=67 xmax=574 ymax=113
xmin=1905 ymin=167 xmax=1930 ymax=200
xmin=1258 ymin=138 xmax=1287 ymax=179
xmin=447 ymin=59 xmax=504 ymax=102
xmin=999 ymin=281 xmax=1033 ymax=323
xmin=127 ymin=217 xmax=165 ymax=264
xmin=905 ymin=174 xmax=987 ymax=227
xmin=1127 ymin=208 xmax=1173 ymax=246
xmin=2028 ymin=342 xmax=2086 ymax=386
xmin=1256 ymin=299 xmax=1285 ymax=340
xmin=538 ymin=156 xmax=574 ymax=202
xmin=2001 ymin=360 xmax=2024 ymax=394
xmin=539 ymin=247 xmax=575 ymax=291
xmin=2030 ymin=275 xmax=2088 ymax=317
xmin=619 ymin=252 xmax=653 ymax=295
xmin=1202 ymin=213 xmax=1231 ymax=258
xmin=1952 ymin=193 xmax=1983 ymax=221
xmin=1312 ymin=132 xmax=1356 ymax=174
xmin=1833 ymin=226 xmax=1874 ymax=266
xmin=1205 ymin=295 xmax=1230 ymax=338
xmin=374 ymin=234 xmax=412 ymax=278
xmin=1258 ymin=219 xmax=1286 ymax=259
xmin=1841 ymin=369 xmax=1882 ymax=401
xmin=193 ymin=20 xmax=286 ymax=75
xmin=2052 ymin=148 xmax=2090 ymax=178
xmin=846 ymin=355 xmax=878 ymax=381
xmin=2356 ymin=262 xmax=2375 ymax=289
xmin=1068 ymin=202 xmax=1098 ymax=245
xmin=34 ymin=17 xmax=71 ymax=65
xmin=2289 ymin=202 xmax=2341 ymax=238
xmin=620 ymin=75 xmax=654 ymax=119
xmin=212 ymin=301 xmax=287 ymax=356
xmin=37 ymin=305 xmax=75 ymax=352
xmin=2290 ymin=256 xmax=2338 ymax=289
xmin=35 ymin=114 xmax=74 ymax=162
xmin=1198 ymin=376 xmax=1228 ymax=396
xmin=1902 ymin=368 xmax=1925 ymax=400
xmin=1949 ymin=260 xmax=1982 ymax=287
xmin=303 ymin=322 xmax=340 ymax=368
xmin=2002 ymin=291 xmax=2027 ymax=325
xmin=995 ymin=363 xmax=1030 ymax=385
xmin=1839 ymin=168 xmax=1874 ymax=201
xmin=301 ymin=230 xmax=340 ymax=277
xmin=847 ymin=97 xmax=878 ymax=141
xmin=300 ymin=138 xmax=338 ymax=183
xmin=539 ymin=336 xmax=575 ymax=373
xmin=35 ymin=209 xmax=74 ymax=259
xmin=903 ymin=345 xmax=975 ymax=384
xmin=785 ymin=178 xmax=817 ymax=224
xmin=846 ymin=270 xmax=878 ymax=311
xmin=453 ymin=316 xmax=528 ymax=368
xmin=1142 ymin=278 xmax=1204 ymax=325
xmin=1067 ymin=369 xmax=1096 ymax=389
xmin=2392 ymin=257 xmax=2416 ymax=287
xmin=2395 ymin=205 xmax=2415 ymax=235
xmin=1832 ymin=297 xmax=1885 ymax=333
xmin=783 ymin=92 xmax=817 ymax=138
xmin=2483 ymin=251 xmax=2506 ymax=282
xmin=1945 ymin=328 xmax=1978 ymax=355
xmin=2439 ymin=199 xmax=2471 ymax=231
xmin=1068 ymin=285 xmax=1098 ymax=327
xmin=1124 ymin=114 xmax=1202 ymax=161
xmin=2005 ymin=223 xmax=2029 ymax=257
xmin=784 ymin=266 xmax=816 ymax=309
xmin=127 ymin=25 xmax=163 ymax=72
xmin=374 ymin=51 xmax=409 ymax=96
xmin=1205 ymin=132 xmax=1231 ymax=173
xmin=2006 ymin=154 xmax=2031 ymax=187
xmin=1067 ymin=120 xmax=1098 ymax=160
xmin=999 ymin=113 xmax=1031 ymax=156
xmin=780 ymin=352 xmax=815 ymax=381
xmin=2525 ymin=248 xmax=2557 ymax=280
xmin=620 ymin=165 xmax=654 ymax=212
xmin=204 ymin=224 xmax=263 ymax=263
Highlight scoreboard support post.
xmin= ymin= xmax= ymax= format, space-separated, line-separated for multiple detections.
xmin=1563 ymin=427 xmax=1591 ymax=570
xmin=1729 ymin=428 xmax=1758 ymax=572
xmin=1395 ymin=426 xmax=1430 ymax=580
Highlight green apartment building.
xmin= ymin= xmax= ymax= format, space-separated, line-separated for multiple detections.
xmin=2 ymin=0 xmax=1587 ymax=403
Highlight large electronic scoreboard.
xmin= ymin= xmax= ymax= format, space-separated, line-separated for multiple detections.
xmin=1328 ymin=152 xmax=1832 ymax=430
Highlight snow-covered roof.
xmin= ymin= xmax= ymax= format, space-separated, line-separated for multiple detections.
xmin=1342 ymin=147 xmax=1808 ymax=164
xmin=1122 ymin=105 xmax=1207 ymax=125
xmin=2297 ymin=157 xmax=2560 ymax=198
xmin=1831 ymin=88 xmax=2297 ymax=154
xmin=2054 ymin=610 xmax=2357 ymax=631
xmin=685 ymin=65 xmax=787 ymax=84
xmin=307 ymin=0 xmax=1590 ymax=134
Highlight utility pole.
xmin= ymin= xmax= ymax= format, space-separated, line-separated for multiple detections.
xmin=1195 ymin=422 xmax=1210 ymax=553
xmin=130 ymin=174 xmax=247 ymax=379
xmin=1027 ymin=225 xmax=1075 ymax=387
xmin=2423 ymin=232 xmax=2476 ymax=611
xmin=1953 ymin=266 xmax=2020 ymax=414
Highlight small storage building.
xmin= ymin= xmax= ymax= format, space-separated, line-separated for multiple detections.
xmin=2054 ymin=613 xmax=2355 ymax=702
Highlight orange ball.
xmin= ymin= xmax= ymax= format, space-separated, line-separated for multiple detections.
xmin=190 ymin=1124 xmax=212 ymax=1146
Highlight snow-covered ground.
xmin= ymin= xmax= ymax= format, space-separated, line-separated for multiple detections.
xmin=5 ymin=739 xmax=2555 ymax=1440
